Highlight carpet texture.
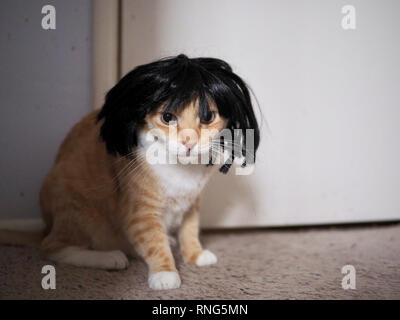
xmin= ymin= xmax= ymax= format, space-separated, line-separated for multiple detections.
xmin=0 ymin=224 xmax=399 ymax=299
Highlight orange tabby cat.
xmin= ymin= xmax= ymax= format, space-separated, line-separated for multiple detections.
xmin=0 ymin=55 xmax=260 ymax=290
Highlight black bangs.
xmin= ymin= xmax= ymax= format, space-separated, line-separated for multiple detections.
xmin=97 ymin=54 xmax=260 ymax=173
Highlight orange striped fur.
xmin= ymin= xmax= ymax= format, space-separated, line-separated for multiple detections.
xmin=36 ymin=102 xmax=225 ymax=289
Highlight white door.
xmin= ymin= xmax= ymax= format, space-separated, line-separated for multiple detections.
xmin=121 ymin=0 xmax=400 ymax=228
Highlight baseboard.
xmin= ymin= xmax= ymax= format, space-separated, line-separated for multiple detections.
xmin=0 ymin=218 xmax=44 ymax=231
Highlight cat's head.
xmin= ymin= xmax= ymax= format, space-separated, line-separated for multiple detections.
xmin=138 ymin=98 xmax=228 ymax=163
xmin=97 ymin=54 xmax=260 ymax=173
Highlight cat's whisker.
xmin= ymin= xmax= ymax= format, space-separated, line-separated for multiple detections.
xmin=210 ymin=141 xmax=256 ymax=162
xmin=212 ymin=138 xmax=265 ymax=158
xmin=113 ymin=153 xmax=146 ymax=181
xmin=85 ymin=152 xmax=148 ymax=195
xmin=112 ymin=157 xmax=149 ymax=191
xmin=208 ymin=145 xmax=254 ymax=166
xmin=118 ymin=159 xmax=150 ymax=192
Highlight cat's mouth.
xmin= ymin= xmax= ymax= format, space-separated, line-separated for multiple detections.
xmin=178 ymin=149 xmax=198 ymax=158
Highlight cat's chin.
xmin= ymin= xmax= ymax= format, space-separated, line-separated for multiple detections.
xmin=175 ymin=154 xmax=210 ymax=165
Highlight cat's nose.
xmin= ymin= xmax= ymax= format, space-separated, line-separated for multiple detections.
xmin=183 ymin=141 xmax=196 ymax=156
xmin=183 ymin=140 xmax=196 ymax=150
xmin=179 ymin=131 xmax=198 ymax=154
xmin=181 ymin=134 xmax=197 ymax=149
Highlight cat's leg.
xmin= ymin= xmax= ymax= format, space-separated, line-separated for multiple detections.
xmin=40 ymin=225 xmax=129 ymax=270
xmin=125 ymin=212 xmax=180 ymax=290
xmin=45 ymin=246 xmax=129 ymax=270
xmin=179 ymin=198 xmax=217 ymax=266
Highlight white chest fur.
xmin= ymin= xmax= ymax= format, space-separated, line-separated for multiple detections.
xmin=150 ymin=162 xmax=212 ymax=233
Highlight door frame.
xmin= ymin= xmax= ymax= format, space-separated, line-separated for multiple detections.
xmin=92 ymin=0 xmax=121 ymax=109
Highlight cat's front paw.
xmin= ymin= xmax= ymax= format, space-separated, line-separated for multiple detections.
xmin=196 ymin=249 xmax=217 ymax=266
xmin=148 ymin=271 xmax=181 ymax=290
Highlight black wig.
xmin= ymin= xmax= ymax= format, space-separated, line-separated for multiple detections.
xmin=97 ymin=54 xmax=260 ymax=173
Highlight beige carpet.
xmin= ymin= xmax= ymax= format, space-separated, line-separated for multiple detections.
xmin=0 ymin=223 xmax=399 ymax=299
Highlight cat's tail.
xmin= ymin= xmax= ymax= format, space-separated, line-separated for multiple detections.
xmin=0 ymin=219 xmax=45 ymax=247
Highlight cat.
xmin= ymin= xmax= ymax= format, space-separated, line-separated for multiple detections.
xmin=0 ymin=54 xmax=260 ymax=290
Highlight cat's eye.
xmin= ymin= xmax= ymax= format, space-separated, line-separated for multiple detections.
xmin=161 ymin=112 xmax=177 ymax=125
xmin=200 ymin=111 xmax=216 ymax=124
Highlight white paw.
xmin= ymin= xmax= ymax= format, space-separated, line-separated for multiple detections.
xmin=196 ymin=249 xmax=217 ymax=266
xmin=102 ymin=250 xmax=129 ymax=270
xmin=148 ymin=271 xmax=181 ymax=290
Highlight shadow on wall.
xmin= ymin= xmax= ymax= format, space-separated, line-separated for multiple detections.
xmin=200 ymin=169 xmax=257 ymax=228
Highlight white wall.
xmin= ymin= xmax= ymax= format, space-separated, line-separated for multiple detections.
xmin=122 ymin=0 xmax=400 ymax=227
xmin=0 ymin=0 xmax=92 ymax=219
